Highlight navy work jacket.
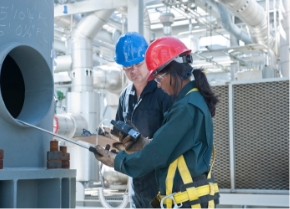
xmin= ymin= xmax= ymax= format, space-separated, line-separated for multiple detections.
xmin=116 ymin=80 xmax=173 ymax=138
xmin=115 ymin=80 xmax=173 ymax=207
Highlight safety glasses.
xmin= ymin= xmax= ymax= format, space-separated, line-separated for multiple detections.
xmin=154 ymin=72 xmax=167 ymax=84
xmin=123 ymin=61 xmax=144 ymax=71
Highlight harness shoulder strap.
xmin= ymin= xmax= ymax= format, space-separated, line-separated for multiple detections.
xmin=186 ymin=88 xmax=198 ymax=96
xmin=164 ymin=146 xmax=217 ymax=209
xmin=166 ymin=158 xmax=178 ymax=208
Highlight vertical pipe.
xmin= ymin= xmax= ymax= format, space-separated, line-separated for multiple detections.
xmin=266 ymin=0 xmax=270 ymax=66
xmin=229 ymin=83 xmax=235 ymax=190
xmin=280 ymin=0 xmax=290 ymax=77
xmin=274 ymin=0 xmax=277 ymax=30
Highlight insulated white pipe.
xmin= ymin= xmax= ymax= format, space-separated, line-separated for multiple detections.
xmin=216 ymin=0 xmax=277 ymax=55
xmin=143 ymin=6 xmax=151 ymax=42
xmin=54 ymin=39 xmax=67 ymax=54
xmin=71 ymin=9 xmax=114 ymax=92
xmin=54 ymin=55 xmax=72 ymax=72
xmin=215 ymin=3 xmax=252 ymax=44
xmin=73 ymin=10 xmax=115 ymax=40
xmin=54 ymin=14 xmax=82 ymax=29
xmin=54 ymin=113 xmax=88 ymax=138
xmin=98 ymin=188 xmax=129 ymax=208
xmin=93 ymin=39 xmax=115 ymax=50
xmin=54 ymin=16 xmax=74 ymax=29
xmin=93 ymin=64 xmax=127 ymax=94
xmin=280 ymin=0 xmax=290 ymax=77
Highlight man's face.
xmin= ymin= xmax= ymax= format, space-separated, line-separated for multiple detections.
xmin=122 ymin=61 xmax=149 ymax=84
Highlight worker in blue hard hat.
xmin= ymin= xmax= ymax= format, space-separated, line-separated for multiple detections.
xmin=111 ymin=32 xmax=174 ymax=208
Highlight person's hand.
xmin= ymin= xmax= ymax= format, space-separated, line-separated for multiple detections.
xmin=94 ymin=145 xmax=116 ymax=167
xmin=110 ymin=120 xmax=151 ymax=154
xmin=112 ymin=141 xmax=126 ymax=152
xmin=102 ymin=126 xmax=119 ymax=141
xmin=110 ymin=120 xmax=140 ymax=146
xmin=119 ymin=133 xmax=151 ymax=154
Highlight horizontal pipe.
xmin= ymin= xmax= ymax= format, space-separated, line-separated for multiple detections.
xmin=54 ymin=55 xmax=72 ymax=72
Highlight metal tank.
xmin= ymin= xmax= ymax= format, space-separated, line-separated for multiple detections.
xmin=0 ymin=0 xmax=76 ymax=208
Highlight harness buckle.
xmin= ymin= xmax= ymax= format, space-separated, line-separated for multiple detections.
xmin=209 ymin=182 xmax=215 ymax=196
xmin=160 ymin=193 xmax=183 ymax=209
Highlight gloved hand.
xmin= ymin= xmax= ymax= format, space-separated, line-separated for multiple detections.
xmin=110 ymin=120 xmax=151 ymax=154
xmin=93 ymin=145 xmax=116 ymax=167
xmin=112 ymin=141 xmax=126 ymax=152
xmin=101 ymin=126 xmax=119 ymax=141
xmin=113 ymin=132 xmax=151 ymax=154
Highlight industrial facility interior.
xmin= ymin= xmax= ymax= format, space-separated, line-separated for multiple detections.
xmin=0 ymin=0 xmax=289 ymax=208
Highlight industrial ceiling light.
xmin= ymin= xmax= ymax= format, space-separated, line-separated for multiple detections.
xmin=56 ymin=0 xmax=76 ymax=4
xmin=159 ymin=12 xmax=175 ymax=36
xmin=57 ymin=0 xmax=69 ymax=4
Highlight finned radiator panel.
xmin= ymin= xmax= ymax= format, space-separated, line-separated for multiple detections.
xmin=233 ymin=80 xmax=289 ymax=190
xmin=212 ymin=85 xmax=231 ymax=189
xmin=211 ymin=80 xmax=289 ymax=190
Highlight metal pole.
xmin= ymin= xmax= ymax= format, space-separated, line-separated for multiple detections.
xmin=266 ymin=0 xmax=270 ymax=66
xmin=17 ymin=120 xmax=90 ymax=149
xmin=228 ymin=83 xmax=235 ymax=190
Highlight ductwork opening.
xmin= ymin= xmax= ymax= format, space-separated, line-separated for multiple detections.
xmin=0 ymin=45 xmax=53 ymax=126
xmin=1 ymin=55 xmax=25 ymax=118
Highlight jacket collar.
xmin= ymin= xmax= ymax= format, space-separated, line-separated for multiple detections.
xmin=129 ymin=80 xmax=157 ymax=96
xmin=176 ymin=80 xmax=196 ymax=102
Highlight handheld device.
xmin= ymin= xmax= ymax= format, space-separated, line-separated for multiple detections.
xmin=110 ymin=120 xmax=141 ymax=142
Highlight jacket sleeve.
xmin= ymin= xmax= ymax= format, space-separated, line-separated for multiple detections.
xmin=114 ymin=103 xmax=203 ymax=178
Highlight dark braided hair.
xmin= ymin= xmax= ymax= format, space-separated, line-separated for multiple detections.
xmin=160 ymin=60 xmax=219 ymax=117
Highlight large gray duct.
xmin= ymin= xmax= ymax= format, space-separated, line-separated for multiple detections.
xmin=280 ymin=0 xmax=290 ymax=77
xmin=0 ymin=0 xmax=75 ymax=207
xmin=216 ymin=0 xmax=277 ymax=55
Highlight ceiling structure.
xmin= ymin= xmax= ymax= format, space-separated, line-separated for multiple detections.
xmin=53 ymin=0 xmax=287 ymax=83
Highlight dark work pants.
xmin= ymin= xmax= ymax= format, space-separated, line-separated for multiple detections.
xmin=128 ymin=170 xmax=159 ymax=208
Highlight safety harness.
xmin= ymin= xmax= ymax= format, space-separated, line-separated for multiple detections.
xmin=157 ymin=88 xmax=219 ymax=209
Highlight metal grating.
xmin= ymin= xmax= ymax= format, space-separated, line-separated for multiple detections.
xmin=212 ymin=85 xmax=231 ymax=189
xmin=233 ymin=80 xmax=289 ymax=190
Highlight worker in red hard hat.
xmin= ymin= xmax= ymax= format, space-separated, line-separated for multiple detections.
xmin=112 ymin=32 xmax=174 ymax=208
xmin=94 ymin=36 xmax=220 ymax=208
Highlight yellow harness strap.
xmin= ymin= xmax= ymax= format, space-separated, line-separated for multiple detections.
xmin=165 ymin=159 xmax=178 ymax=208
xmin=186 ymin=88 xmax=198 ymax=95
xmin=177 ymin=155 xmax=202 ymax=208
xmin=164 ymin=146 xmax=218 ymax=209
xmin=207 ymin=146 xmax=216 ymax=208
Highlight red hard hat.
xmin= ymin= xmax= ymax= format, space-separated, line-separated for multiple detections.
xmin=146 ymin=36 xmax=192 ymax=81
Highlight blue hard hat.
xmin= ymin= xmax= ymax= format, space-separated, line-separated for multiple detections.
xmin=115 ymin=32 xmax=148 ymax=67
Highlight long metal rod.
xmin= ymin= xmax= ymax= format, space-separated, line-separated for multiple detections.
xmin=266 ymin=0 xmax=270 ymax=66
xmin=17 ymin=120 xmax=90 ymax=149
xmin=228 ymin=83 xmax=235 ymax=190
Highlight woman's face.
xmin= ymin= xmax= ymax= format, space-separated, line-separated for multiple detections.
xmin=154 ymin=72 xmax=175 ymax=95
